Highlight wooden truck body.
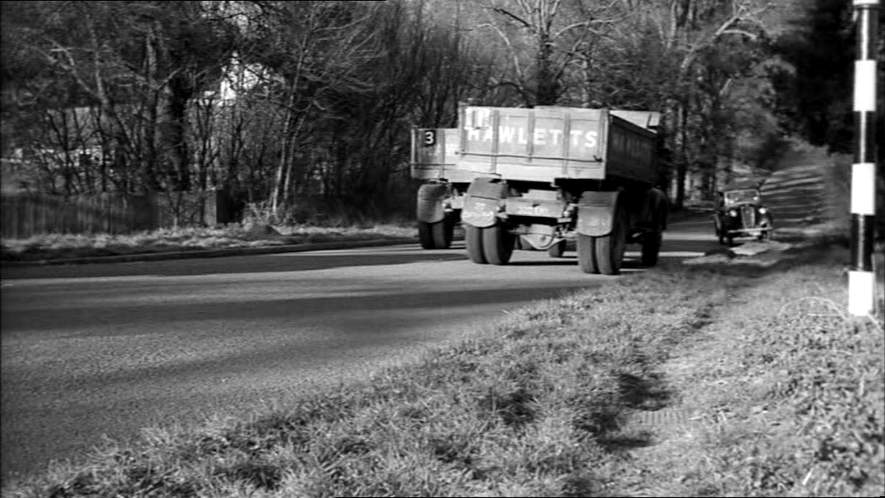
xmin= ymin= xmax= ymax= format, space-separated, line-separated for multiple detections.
xmin=457 ymin=106 xmax=657 ymax=183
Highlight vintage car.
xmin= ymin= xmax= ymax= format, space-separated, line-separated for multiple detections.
xmin=713 ymin=182 xmax=773 ymax=245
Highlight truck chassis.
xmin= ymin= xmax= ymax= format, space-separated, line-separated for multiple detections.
xmin=462 ymin=177 xmax=668 ymax=274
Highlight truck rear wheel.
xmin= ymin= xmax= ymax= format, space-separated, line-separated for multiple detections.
xmin=417 ymin=220 xmax=451 ymax=249
xmin=482 ymin=224 xmax=515 ymax=265
xmin=594 ymin=209 xmax=627 ymax=275
xmin=418 ymin=221 xmax=437 ymax=249
xmin=641 ymin=231 xmax=662 ymax=267
xmin=444 ymin=216 xmax=455 ymax=247
xmin=465 ymin=225 xmax=487 ymax=264
xmin=577 ymin=234 xmax=598 ymax=274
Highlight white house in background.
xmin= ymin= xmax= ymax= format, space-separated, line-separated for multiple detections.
xmin=203 ymin=52 xmax=268 ymax=104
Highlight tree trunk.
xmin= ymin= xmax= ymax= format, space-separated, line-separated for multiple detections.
xmin=159 ymin=80 xmax=191 ymax=192
xmin=580 ymin=54 xmax=592 ymax=108
xmin=675 ymin=101 xmax=687 ymax=209
xmin=143 ymin=23 xmax=162 ymax=193
xmin=271 ymin=90 xmax=298 ymax=219
xmin=535 ymin=32 xmax=558 ymax=106
xmin=281 ymin=135 xmax=298 ymax=208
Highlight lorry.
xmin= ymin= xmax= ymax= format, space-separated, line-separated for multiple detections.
xmin=410 ymin=127 xmax=477 ymax=249
xmin=455 ymin=105 xmax=668 ymax=275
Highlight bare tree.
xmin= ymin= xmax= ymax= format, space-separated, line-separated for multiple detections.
xmin=477 ymin=0 xmax=618 ymax=106
xmin=231 ymin=1 xmax=381 ymax=218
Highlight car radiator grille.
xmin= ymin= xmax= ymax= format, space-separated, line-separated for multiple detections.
xmin=740 ymin=205 xmax=756 ymax=227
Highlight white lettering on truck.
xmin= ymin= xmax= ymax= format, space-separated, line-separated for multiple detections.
xmin=549 ymin=129 xmax=563 ymax=145
xmin=569 ymin=130 xmax=583 ymax=145
xmin=499 ymin=126 xmax=515 ymax=143
xmin=465 ymin=126 xmax=598 ymax=150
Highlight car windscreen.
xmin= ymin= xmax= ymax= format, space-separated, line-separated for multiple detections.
xmin=724 ymin=189 xmax=759 ymax=205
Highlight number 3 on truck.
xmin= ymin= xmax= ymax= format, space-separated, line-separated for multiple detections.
xmin=423 ymin=130 xmax=436 ymax=146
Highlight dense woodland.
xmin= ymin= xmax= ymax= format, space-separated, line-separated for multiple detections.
xmin=0 ymin=0 xmax=881 ymax=223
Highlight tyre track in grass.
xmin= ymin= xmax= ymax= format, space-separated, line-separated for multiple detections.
xmin=606 ymin=246 xmax=882 ymax=497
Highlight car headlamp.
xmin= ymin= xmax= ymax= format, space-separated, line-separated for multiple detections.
xmin=728 ymin=209 xmax=738 ymax=217
xmin=758 ymin=207 xmax=767 ymax=214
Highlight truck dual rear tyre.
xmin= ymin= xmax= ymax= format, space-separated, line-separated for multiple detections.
xmin=417 ymin=218 xmax=454 ymax=249
xmin=466 ymin=224 xmax=514 ymax=265
xmin=465 ymin=225 xmax=487 ymax=263
xmin=482 ymin=224 xmax=515 ymax=265
xmin=418 ymin=221 xmax=439 ymax=249
xmin=577 ymin=209 xmax=627 ymax=275
xmin=577 ymin=234 xmax=598 ymax=274
xmin=594 ymin=217 xmax=626 ymax=275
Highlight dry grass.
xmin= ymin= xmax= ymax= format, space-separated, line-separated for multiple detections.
xmin=608 ymin=248 xmax=884 ymax=497
xmin=2 ymin=246 xmax=881 ymax=497
xmin=0 ymin=223 xmax=416 ymax=262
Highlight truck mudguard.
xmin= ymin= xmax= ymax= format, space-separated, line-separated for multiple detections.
xmin=462 ymin=177 xmax=508 ymax=228
xmin=416 ymin=182 xmax=449 ymax=224
xmin=576 ymin=191 xmax=621 ymax=237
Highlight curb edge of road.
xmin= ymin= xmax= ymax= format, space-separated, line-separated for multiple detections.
xmin=1 ymin=210 xmax=711 ymax=269
xmin=1 ymin=237 xmax=422 ymax=267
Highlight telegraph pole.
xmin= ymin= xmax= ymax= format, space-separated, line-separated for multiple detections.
xmin=849 ymin=0 xmax=880 ymax=317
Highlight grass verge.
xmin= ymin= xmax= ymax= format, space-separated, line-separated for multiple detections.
xmin=0 ymin=224 xmax=417 ymax=262
xmin=2 ymin=247 xmax=881 ymax=497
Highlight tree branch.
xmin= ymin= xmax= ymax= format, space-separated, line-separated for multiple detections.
xmin=491 ymin=7 xmax=532 ymax=30
xmin=477 ymin=22 xmax=526 ymax=83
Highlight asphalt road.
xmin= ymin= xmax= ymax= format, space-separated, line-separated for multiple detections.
xmin=0 ymin=217 xmax=716 ymax=479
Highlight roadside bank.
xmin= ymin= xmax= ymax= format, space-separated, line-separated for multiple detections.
xmin=3 ymin=244 xmax=881 ymax=497
xmin=0 ymin=224 xmax=418 ymax=266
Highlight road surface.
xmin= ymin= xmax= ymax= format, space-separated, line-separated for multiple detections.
xmin=1 ymin=217 xmax=716 ymax=478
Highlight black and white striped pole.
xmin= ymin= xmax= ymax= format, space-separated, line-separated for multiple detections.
xmin=850 ymin=0 xmax=879 ymax=317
